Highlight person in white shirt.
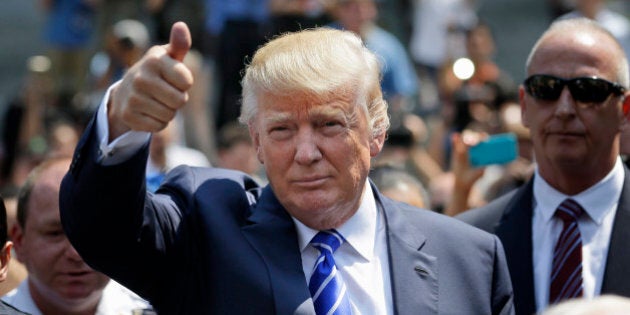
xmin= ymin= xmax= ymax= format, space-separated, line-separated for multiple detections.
xmin=458 ymin=17 xmax=630 ymax=314
xmin=2 ymin=158 xmax=151 ymax=315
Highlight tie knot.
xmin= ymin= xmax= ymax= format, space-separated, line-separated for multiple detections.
xmin=311 ymin=230 xmax=344 ymax=254
xmin=555 ymin=198 xmax=584 ymax=222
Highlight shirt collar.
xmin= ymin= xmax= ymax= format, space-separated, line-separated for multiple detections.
xmin=533 ymin=157 xmax=625 ymax=225
xmin=293 ymin=180 xmax=377 ymax=261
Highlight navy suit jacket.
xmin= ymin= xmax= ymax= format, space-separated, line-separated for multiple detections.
xmin=60 ymin=120 xmax=514 ymax=314
xmin=457 ymin=170 xmax=630 ymax=315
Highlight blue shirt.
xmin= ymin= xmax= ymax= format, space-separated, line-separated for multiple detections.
xmin=205 ymin=0 xmax=270 ymax=35
xmin=44 ymin=0 xmax=95 ymax=48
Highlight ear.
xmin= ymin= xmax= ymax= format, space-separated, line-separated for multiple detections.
xmin=9 ymin=223 xmax=24 ymax=264
xmin=248 ymin=124 xmax=264 ymax=164
xmin=369 ymin=131 xmax=386 ymax=157
xmin=0 ymin=242 xmax=12 ymax=282
xmin=622 ymin=94 xmax=630 ymax=117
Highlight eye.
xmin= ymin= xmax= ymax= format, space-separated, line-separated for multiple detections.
xmin=268 ymin=125 xmax=293 ymax=140
xmin=320 ymin=119 xmax=346 ymax=136
xmin=43 ymin=228 xmax=65 ymax=239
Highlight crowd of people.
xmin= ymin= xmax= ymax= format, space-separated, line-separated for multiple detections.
xmin=0 ymin=0 xmax=629 ymax=314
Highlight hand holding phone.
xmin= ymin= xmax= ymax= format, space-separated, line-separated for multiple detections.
xmin=468 ymin=133 xmax=518 ymax=167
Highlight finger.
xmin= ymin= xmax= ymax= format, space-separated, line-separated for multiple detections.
xmin=461 ymin=130 xmax=482 ymax=146
xmin=133 ymin=72 xmax=189 ymax=110
xmin=164 ymin=22 xmax=191 ymax=62
xmin=138 ymin=100 xmax=177 ymax=129
xmin=124 ymin=102 xmax=175 ymax=133
xmin=451 ymin=133 xmax=466 ymax=155
xmin=159 ymin=59 xmax=194 ymax=92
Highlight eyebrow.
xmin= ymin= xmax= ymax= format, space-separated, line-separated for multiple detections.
xmin=262 ymin=104 xmax=348 ymax=125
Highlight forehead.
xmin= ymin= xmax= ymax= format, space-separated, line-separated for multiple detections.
xmin=26 ymin=166 xmax=66 ymax=222
xmin=256 ymin=89 xmax=359 ymax=121
xmin=529 ymin=31 xmax=618 ymax=79
xmin=29 ymin=182 xmax=60 ymax=211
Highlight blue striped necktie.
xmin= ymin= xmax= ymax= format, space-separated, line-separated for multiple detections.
xmin=549 ymin=198 xmax=584 ymax=304
xmin=309 ymin=230 xmax=352 ymax=315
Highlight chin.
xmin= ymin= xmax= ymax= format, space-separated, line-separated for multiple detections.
xmin=59 ymin=280 xmax=105 ymax=300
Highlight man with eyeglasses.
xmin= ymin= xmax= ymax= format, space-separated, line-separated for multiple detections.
xmin=458 ymin=17 xmax=630 ymax=314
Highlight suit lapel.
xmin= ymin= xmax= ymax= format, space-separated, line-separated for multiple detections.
xmin=495 ymin=179 xmax=537 ymax=315
xmin=241 ymin=186 xmax=313 ymax=315
xmin=377 ymin=189 xmax=438 ymax=315
xmin=601 ymin=166 xmax=630 ymax=295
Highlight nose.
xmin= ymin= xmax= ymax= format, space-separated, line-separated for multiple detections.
xmin=294 ymin=128 xmax=322 ymax=165
xmin=64 ymin=239 xmax=84 ymax=262
xmin=554 ymin=86 xmax=577 ymax=118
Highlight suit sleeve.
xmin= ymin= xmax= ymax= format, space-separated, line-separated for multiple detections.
xmin=59 ymin=117 xmax=180 ymax=300
xmin=492 ymin=235 xmax=515 ymax=315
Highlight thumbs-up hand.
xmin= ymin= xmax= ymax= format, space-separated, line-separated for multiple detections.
xmin=108 ymin=22 xmax=194 ymax=141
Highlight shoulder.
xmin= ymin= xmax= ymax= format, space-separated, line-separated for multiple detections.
xmin=162 ymin=166 xmax=262 ymax=196
xmin=156 ymin=166 xmax=263 ymax=215
xmin=382 ymin=196 xmax=499 ymax=249
xmin=456 ymin=189 xmax=518 ymax=233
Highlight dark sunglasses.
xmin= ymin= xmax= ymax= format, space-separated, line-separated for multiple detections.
xmin=523 ymin=74 xmax=626 ymax=104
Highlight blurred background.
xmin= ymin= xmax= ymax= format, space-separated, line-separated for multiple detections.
xmin=0 ymin=0 xmax=628 ymax=211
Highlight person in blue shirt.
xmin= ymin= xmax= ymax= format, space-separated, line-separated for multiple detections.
xmin=328 ymin=0 xmax=419 ymax=116
xmin=42 ymin=0 xmax=96 ymax=100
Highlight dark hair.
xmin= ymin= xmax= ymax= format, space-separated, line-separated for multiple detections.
xmin=0 ymin=195 xmax=8 ymax=245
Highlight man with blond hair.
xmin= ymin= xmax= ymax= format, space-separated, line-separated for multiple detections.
xmin=60 ymin=23 xmax=514 ymax=314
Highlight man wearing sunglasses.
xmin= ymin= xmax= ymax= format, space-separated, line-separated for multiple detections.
xmin=458 ymin=17 xmax=630 ymax=314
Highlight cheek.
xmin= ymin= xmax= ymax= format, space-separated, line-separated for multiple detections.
xmin=260 ymin=142 xmax=291 ymax=171
xmin=23 ymin=245 xmax=60 ymax=276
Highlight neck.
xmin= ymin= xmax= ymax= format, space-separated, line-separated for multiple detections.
xmin=538 ymin=159 xmax=616 ymax=195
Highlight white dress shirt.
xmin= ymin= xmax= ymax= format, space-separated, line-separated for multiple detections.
xmin=293 ymin=182 xmax=393 ymax=315
xmin=96 ymin=82 xmax=150 ymax=165
xmin=2 ymin=279 xmax=151 ymax=315
xmin=532 ymin=157 xmax=623 ymax=311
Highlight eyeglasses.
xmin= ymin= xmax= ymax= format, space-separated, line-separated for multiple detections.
xmin=523 ymin=74 xmax=626 ymax=104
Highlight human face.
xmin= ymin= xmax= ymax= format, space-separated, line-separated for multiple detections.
xmin=12 ymin=163 xmax=109 ymax=311
xmin=250 ymin=90 xmax=385 ymax=230
xmin=521 ymin=31 xmax=629 ymax=190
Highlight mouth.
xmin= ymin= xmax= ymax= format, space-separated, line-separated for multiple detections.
xmin=548 ymin=130 xmax=584 ymax=138
xmin=292 ymin=176 xmax=330 ymax=188
xmin=63 ymin=270 xmax=93 ymax=278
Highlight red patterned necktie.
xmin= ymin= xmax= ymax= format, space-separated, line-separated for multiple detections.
xmin=549 ymin=198 xmax=584 ymax=304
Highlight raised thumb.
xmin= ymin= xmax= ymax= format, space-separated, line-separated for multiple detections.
xmin=165 ymin=22 xmax=191 ymax=62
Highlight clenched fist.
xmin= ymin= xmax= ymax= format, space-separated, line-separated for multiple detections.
xmin=107 ymin=22 xmax=194 ymax=141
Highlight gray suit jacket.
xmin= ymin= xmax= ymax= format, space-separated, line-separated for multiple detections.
xmin=457 ymin=170 xmax=630 ymax=315
xmin=60 ymin=119 xmax=514 ymax=314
